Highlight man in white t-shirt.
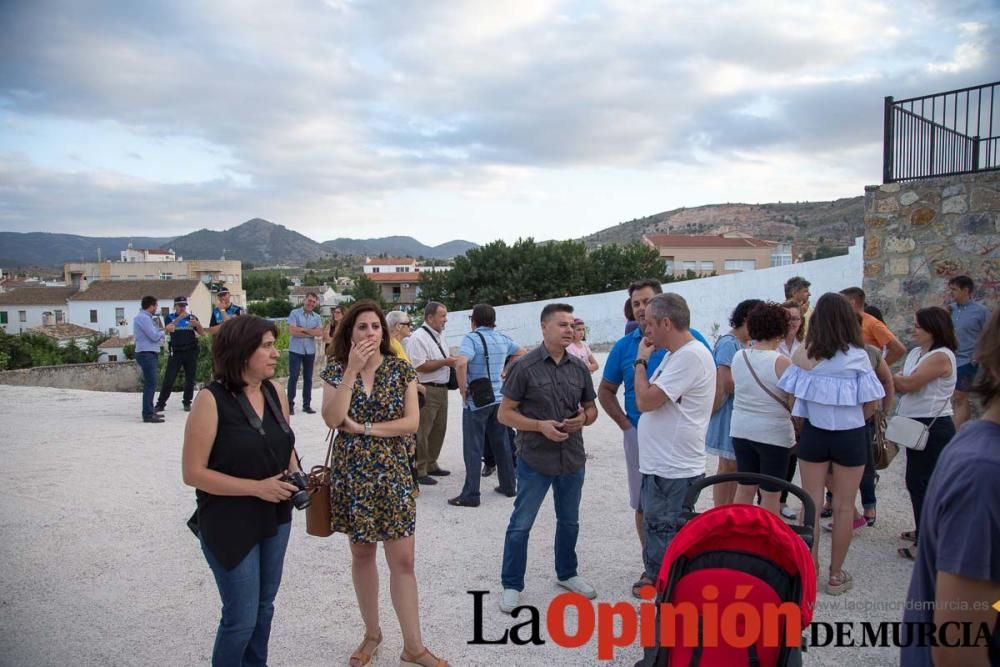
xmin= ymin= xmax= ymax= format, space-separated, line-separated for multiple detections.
xmin=633 ymin=293 xmax=716 ymax=589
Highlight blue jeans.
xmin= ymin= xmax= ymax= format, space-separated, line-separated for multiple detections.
xmin=201 ymin=522 xmax=291 ymax=667
xmin=136 ymin=351 xmax=159 ymax=418
xmin=460 ymin=404 xmax=515 ymax=499
xmin=287 ymin=352 xmax=315 ymax=408
xmin=501 ymin=459 xmax=585 ymax=591
xmin=641 ymin=473 xmax=704 ymax=581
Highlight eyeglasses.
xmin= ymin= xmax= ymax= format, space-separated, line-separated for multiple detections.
xmin=400 ymin=321 xmax=412 ymax=326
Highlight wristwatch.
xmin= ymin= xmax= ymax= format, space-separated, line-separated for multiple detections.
xmin=364 ymin=421 xmax=372 ymax=436
xmin=633 ymin=359 xmax=648 ymax=369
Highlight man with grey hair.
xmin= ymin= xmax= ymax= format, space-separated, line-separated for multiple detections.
xmin=784 ymin=275 xmax=812 ymax=336
xmin=405 ymin=301 xmax=463 ymax=484
xmin=632 ymin=293 xmax=716 ymax=605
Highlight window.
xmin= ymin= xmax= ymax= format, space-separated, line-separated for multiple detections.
xmin=682 ymin=261 xmax=699 ymax=272
xmin=724 ymin=259 xmax=757 ymax=272
xmin=19 ymin=310 xmax=27 ymax=322
xmin=89 ymin=309 xmax=98 ymax=323
xmin=392 ymin=286 xmax=401 ymax=302
xmin=108 ymin=355 xmax=118 ymax=362
xmin=663 ymin=258 xmax=676 ymax=273
xmin=372 ymin=267 xmax=380 ymax=273
xmin=115 ymin=307 xmax=125 ymax=322
xmin=700 ymin=261 xmax=714 ymax=273
xmin=396 ymin=266 xmax=407 ymax=272
xmin=159 ymin=273 xmax=172 ymax=280
xmin=55 ymin=310 xmax=65 ymax=323
xmin=0 ymin=311 xmax=7 ymax=324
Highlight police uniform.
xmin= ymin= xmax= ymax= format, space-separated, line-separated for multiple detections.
xmin=155 ymin=297 xmax=202 ymax=411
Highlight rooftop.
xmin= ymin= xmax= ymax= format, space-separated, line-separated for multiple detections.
xmin=367 ymin=272 xmax=421 ymax=283
xmin=0 ymin=286 xmax=79 ymax=306
xmin=642 ymin=233 xmax=778 ymax=249
xmin=69 ymin=279 xmax=203 ymax=302
xmin=364 ymin=257 xmax=417 ymax=266
xmin=30 ymin=322 xmax=103 ymax=341
xmin=97 ymin=335 xmax=134 ymax=349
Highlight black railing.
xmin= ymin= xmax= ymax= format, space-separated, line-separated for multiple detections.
xmin=883 ymin=81 xmax=999 ymax=182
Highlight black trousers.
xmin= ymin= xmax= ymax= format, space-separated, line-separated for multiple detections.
xmin=905 ymin=416 xmax=956 ymax=539
xmin=156 ymin=347 xmax=198 ymax=408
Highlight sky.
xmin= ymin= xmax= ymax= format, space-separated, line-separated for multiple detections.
xmin=1 ymin=0 xmax=997 ymax=246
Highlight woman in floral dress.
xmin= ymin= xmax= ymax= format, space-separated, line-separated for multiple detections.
xmin=321 ymin=300 xmax=448 ymax=667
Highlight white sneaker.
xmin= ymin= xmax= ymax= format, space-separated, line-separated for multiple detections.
xmin=499 ymin=588 xmax=520 ymax=614
xmin=780 ymin=505 xmax=798 ymax=520
xmin=557 ymin=576 xmax=597 ymax=599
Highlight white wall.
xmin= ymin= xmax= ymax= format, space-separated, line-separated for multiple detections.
xmin=440 ymin=237 xmax=864 ymax=349
xmin=0 ymin=305 xmax=69 ymax=334
xmin=68 ymin=301 xmax=139 ymax=337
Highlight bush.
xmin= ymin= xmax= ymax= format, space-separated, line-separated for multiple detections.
xmin=0 ymin=330 xmax=100 ymax=370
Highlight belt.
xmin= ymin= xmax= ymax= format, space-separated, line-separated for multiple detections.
xmin=421 ymin=382 xmax=449 ymax=388
xmin=170 ymin=346 xmax=197 ymax=353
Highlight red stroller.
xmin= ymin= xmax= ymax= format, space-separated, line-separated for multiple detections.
xmin=639 ymin=473 xmax=817 ymax=667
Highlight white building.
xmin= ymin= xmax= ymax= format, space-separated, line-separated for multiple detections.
xmin=0 ymin=287 xmax=78 ymax=333
xmin=31 ymin=322 xmax=104 ymax=348
xmin=120 ymin=244 xmax=177 ymax=263
xmin=68 ymin=280 xmax=212 ymax=338
xmin=97 ymin=335 xmax=134 ymax=362
xmin=362 ymin=257 xmax=452 ymax=274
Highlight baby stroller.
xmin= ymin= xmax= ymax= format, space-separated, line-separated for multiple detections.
xmin=639 ymin=473 xmax=817 ymax=667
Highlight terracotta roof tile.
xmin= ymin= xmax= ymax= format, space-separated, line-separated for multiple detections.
xmin=367 ymin=272 xmax=421 ymax=283
xmin=31 ymin=323 xmax=103 ymax=340
xmin=0 ymin=286 xmax=79 ymax=305
xmin=365 ymin=257 xmax=417 ymax=266
xmin=69 ymin=279 xmax=203 ymax=302
xmin=643 ymin=234 xmax=778 ymax=249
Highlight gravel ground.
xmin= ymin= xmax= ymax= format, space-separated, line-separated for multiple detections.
xmin=0 ymin=354 xmax=917 ymax=666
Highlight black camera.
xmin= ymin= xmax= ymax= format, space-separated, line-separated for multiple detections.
xmin=282 ymin=471 xmax=312 ymax=510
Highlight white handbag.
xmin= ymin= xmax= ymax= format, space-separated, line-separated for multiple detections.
xmin=885 ymin=399 xmax=949 ymax=451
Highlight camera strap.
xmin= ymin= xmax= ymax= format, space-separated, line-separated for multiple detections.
xmin=230 ymin=381 xmax=300 ymax=471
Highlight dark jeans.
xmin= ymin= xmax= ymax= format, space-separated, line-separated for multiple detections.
xmin=156 ymin=347 xmax=198 ymax=408
xmin=460 ymin=404 xmax=515 ymax=499
xmin=136 ymin=351 xmax=159 ymax=418
xmin=859 ymin=419 xmax=877 ymax=510
xmin=905 ymin=416 xmax=956 ymax=539
xmin=286 ymin=352 xmax=315 ymax=409
xmin=501 ymin=458 xmax=584 ymax=591
xmin=484 ymin=426 xmax=517 ymax=468
xmin=201 ymin=522 xmax=291 ymax=667
xmin=641 ymin=473 xmax=704 ymax=581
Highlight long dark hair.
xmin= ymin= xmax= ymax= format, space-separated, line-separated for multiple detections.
xmin=212 ymin=315 xmax=279 ymax=390
xmin=916 ymin=306 xmax=958 ymax=352
xmin=330 ymin=299 xmax=393 ymax=365
xmin=805 ymin=293 xmax=863 ymax=360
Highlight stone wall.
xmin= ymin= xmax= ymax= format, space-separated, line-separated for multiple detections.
xmin=864 ymin=171 xmax=1000 ymax=339
xmin=0 ymin=361 xmax=141 ymax=392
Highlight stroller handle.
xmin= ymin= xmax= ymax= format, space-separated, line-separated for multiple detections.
xmin=681 ymin=473 xmax=817 ymax=540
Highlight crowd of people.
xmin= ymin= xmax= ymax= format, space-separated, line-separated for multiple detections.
xmin=172 ymin=272 xmax=997 ymax=666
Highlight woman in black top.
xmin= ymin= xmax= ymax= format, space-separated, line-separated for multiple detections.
xmin=182 ymin=316 xmax=299 ymax=667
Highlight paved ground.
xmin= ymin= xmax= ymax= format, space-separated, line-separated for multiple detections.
xmin=0 ymin=354 xmax=918 ymax=666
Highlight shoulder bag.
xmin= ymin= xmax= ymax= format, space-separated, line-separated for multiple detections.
xmin=305 ymin=429 xmax=335 ymax=537
xmin=741 ymin=349 xmax=800 ymax=446
xmin=885 ymin=399 xmax=949 ymax=452
xmin=421 ymin=325 xmax=458 ymax=390
xmin=468 ymin=331 xmax=497 ymax=407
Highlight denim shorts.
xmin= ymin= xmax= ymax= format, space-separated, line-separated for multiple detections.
xmin=955 ymin=363 xmax=979 ymax=392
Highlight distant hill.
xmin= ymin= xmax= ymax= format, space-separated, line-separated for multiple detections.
xmin=166 ymin=218 xmax=329 ymax=263
xmin=581 ymin=197 xmax=866 ymax=254
xmin=0 ymin=232 xmax=176 ymax=266
xmin=321 ymin=236 xmax=478 ymax=259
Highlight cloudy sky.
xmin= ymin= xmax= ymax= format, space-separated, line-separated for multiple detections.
xmin=1 ymin=1 xmax=997 ymax=246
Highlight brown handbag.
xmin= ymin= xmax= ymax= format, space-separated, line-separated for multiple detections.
xmin=305 ymin=429 xmax=335 ymax=537
xmin=871 ymin=409 xmax=898 ymax=470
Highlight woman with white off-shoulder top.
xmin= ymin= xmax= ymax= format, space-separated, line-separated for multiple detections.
xmin=778 ymin=293 xmax=885 ymax=596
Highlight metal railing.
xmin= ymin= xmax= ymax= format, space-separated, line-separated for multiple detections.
xmin=883 ymin=81 xmax=999 ymax=182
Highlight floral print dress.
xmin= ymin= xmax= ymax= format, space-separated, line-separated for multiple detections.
xmin=320 ymin=354 xmax=417 ymax=543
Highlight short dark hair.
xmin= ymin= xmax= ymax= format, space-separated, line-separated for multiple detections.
xmin=839 ymin=287 xmax=866 ymax=307
xmin=972 ymin=309 xmax=1000 ymax=407
xmin=624 ymin=297 xmax=635 ymax=322
xmin=864 ymin=304 xmax=885 ymax=323
xmin=141 ymin=295 xmax=158 ymax=310
xmin=471 ymin=304 xmax=496 ymax=328
xmin=212 ymin=315 xmax=279 ymax=391
xmin=628 ymin=279 xmax=662 ymax=297
xmin=948 ymin=275 xmax=974 ymax=292
xmin=781 ymin=300 xmax=806 ymax=342
xmin=424 ymin=301 xmax=445 ymax=319
xmin=784 ymin=276 xmax=811 ymax=299
xmin=730 ymin=299 xmax=764 ymax=329
xmin=916 ymin=306 xmax=958 ymax=352
xmin=305 ymin=291 xmax=319 ymax=300
xmin=331 ymin=300 xmax=393 ymax=365
xmin=541 ymin=303 xmax=574 ymax=322
xmin=746 ymin=302 xmax=790 ymax=342
xmin=805 ymin=293 xmax=863 ymax=360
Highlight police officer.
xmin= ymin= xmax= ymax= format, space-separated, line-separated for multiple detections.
xmin=154 ymin=296 xmax=204 ymax=413
xmin=208 ymin=288 xmax=243 ymax=333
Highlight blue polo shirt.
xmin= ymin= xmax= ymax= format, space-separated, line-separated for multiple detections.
xmin=603 ymin=327 xmax=713 ymax=427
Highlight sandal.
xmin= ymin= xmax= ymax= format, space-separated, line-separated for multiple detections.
xmin=631 ymin=575 xmax=655 ymax=599
xmin=900 ymin=530 xmax=917 ymax=543
xmin=820 ymin=504 xmax=833 ymax=519
xmin=349 ymin=631 xmax=382 ymax=667
xmin=400 ymin=647 xmax=449 ymax=667
xmin=826 ymin=570 xmax=853 ymax=596
xmin=898 ymin=546 xmax=917 ymax=561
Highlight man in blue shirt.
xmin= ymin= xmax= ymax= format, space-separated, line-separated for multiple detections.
xmin=154 ymin=295 xmax=204 ymax=413
xmin=208 ymin=288 xmax=243 ymax=333
xmin=286 ymin=292 xmax=324 ymax=414
xmin=449 ymin=304 xmax=525 ymax=507
xmin=597 ymin=279 xmax=712 ymax=597
xmin=133 ymin=295 xmax=176 ymax=423
xmin=948 ymin=275 xmax=990 ymax=429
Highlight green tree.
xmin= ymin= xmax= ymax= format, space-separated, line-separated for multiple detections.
xmin=243 ymin=271 xmax=292 ymax=301
xmin=247 ymin=298 xmax=295 ymax=318
xmin=346 ymin=274 xmax=388 ymax=310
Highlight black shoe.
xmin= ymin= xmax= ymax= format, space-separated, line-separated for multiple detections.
xmin=154 ymin=405 xmax=165 ymax=414
xmin=447 ymin=496 xmax=480 ymax=507
xmin=182 ymin=404 xmax=191 ymax=412
xmin=289 ymin=405 xmax=295 ymax=415
xmin=143 ymin=415 xmax=165 ymax=423
xmin=428 ymin=468 xmax=451 ymax=477
xmin=416 ymin=475 xmax=438 ymax=486
xmin=481 ymin=464 xmax=496 ymax=477
xmin=302 ymin=406 xmax=316 ymax=414
xmin=494 ymin=486 xmax=516 ymax=498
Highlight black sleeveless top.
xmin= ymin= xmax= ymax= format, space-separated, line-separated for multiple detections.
xmin=194 ymin=381 xmax=295 ymax=570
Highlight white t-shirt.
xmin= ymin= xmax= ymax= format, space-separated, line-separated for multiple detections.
xmin=638 ymin=340 xmax=717 ymax=479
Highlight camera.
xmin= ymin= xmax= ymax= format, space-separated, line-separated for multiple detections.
xmin=281 ymin=471 xmax=312 ymax=510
